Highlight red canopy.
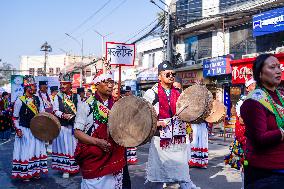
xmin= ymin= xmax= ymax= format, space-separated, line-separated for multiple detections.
xmin=230 ymin=53 xmax=284 ymax=84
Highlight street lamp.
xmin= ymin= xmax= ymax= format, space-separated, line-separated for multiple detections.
xmin=93 ymin=30 xmax=113 ymax=58
xmin=65 ymin=33 xmax=84 ymax=87
xmin=65 ymin=33 xmax=83 ymax=60
xmin=40 ymin=41 xmax=52 ymax=76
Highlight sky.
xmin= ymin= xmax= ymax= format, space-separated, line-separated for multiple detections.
xmin=0 ymin=0 xmax=160 ymax=69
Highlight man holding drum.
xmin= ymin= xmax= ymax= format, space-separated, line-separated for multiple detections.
xmin=143 ymin=61 xmax=199 ymax=189
xmin=52 ymin=73 xmax=79 ymax=178
xmin=74 ymin=72 xmax=125 ymax=189
xmin=11 ymin=76 xmax=48 ymax=181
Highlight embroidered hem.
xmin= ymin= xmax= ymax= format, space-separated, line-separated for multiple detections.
xmin=160 ymin=136 xmax=186 ymax=149
xmin=51 ymin=152 xmax=79 ymax=174
xmin=12 ymin=155 xmax=48 ymax=179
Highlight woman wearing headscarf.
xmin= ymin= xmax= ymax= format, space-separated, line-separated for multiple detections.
xmin=241 ymin=54 xmax=284 ymax=188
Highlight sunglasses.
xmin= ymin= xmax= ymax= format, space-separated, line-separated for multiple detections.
xmin=164 ymin=72 xmax=176 ymax=78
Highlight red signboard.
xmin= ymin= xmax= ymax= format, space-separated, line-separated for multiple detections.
xmin=72 ymin=74 xmax=81 ymax=88
xmin=230 ymin=53 xmax=284 ymax=84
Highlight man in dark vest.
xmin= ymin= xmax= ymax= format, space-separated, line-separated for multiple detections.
xmin=11 ymin=76 xmax=48 ymax=181
xmin=52 ymin=73 xmax=79 ymax=178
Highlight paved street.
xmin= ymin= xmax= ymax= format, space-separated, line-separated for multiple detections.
xmin=0 ymin=136 xmax=241 ymax=189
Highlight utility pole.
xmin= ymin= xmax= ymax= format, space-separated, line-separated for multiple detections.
xmin=94 ymin=30 xmax=113 ymax=58
xmin=150 ymin=0 xmax=172 ymax=62
xmin=40 ymin=42 xmax=52 ymax=76
xmin=65 ymin=33 xmax=84 ymax=87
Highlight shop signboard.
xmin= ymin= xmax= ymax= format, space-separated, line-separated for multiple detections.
xmin=177 ymin=69 xmax=205 ymax=85
xmin=203 ymin=56 xmax=231 ymax=77
xmin=253 ymin=7 xmax=284 ymax=37
xmin=231 ymin=60 xmax=284 ymax=84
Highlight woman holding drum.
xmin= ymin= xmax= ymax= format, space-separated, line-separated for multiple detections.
xmin=241 ymin=54 xmax=284 ymax=188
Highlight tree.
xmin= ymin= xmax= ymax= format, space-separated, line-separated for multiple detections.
xmin=0 ymin=62 xmax=14 ymax=86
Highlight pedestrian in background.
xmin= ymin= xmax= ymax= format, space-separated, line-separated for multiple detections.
xmin=0 ymin=92 xmax=13 ymax=140
xmin=241 ymin=54 xmax=284 ymax=188
xmin=224 ymin=78 xmax=256 ymax=189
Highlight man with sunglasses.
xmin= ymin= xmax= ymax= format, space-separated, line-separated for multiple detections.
xmin=74 ymin=72 xmax=126 ymax=189
xmin=143 ymin=61 xmax=199 ymax=189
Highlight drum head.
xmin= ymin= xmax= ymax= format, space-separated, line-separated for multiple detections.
xmin=109 ymin=96 xmax=157 ymax=147
xmin=205 ymin=100 xmax=226 ymax=123
xmin=30 ymin=112 xmax=61 ymax=141
xmin=176 ymin=85 xmax=212 ymax=122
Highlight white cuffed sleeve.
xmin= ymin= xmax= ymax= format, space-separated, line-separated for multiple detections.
xmin=74 ymin=102 xmax=90 ymax=131
xmin=53 ymin=95 xmax=63 ymax=118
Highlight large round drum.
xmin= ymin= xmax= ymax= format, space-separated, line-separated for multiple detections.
xmin=176 ymin=85 xmax=213 ymax=123
xmin=30 ymin=112 xmax=61 ymax=141
xmin=108 ymin=96 xmax=157 ymax=147
xmin=205 ymin=100 xmax=226 ymax=123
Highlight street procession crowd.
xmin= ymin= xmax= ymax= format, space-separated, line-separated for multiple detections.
xmin=0 ymin=53 xmax=284 ymax=189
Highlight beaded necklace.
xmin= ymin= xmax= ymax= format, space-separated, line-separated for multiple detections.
xmin=92 ymin=99 xmax=108 ymax=124
xmin=262 ymin=88 xmax=284 ymax=129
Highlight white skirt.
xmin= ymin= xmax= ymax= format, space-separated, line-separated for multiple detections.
xmin=81 ymin=170 xmax=123 ymax=189
xmin=51 ymin=125 xmax=79 ymax=174
xmin=12 ymin=126 xmax=48 ymax=179
xmin=146 ymin=136 xmax=191 ymax=183
xmin=189 ymin=123 xmax=209 ymax=168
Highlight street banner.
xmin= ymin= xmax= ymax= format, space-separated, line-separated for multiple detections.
xmin=106 ymin=42 xmax=135 ymax=66
xmin=35 ymin=76 xmax=60 ymax=93
xmin=35 ymin=76 xmax=60 ymax=88
xmin=11 ymin=75 xmax=24 ymax=102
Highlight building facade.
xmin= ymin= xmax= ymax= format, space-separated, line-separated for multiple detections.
xmin=20 ymin=54 xmax=100 ymax=85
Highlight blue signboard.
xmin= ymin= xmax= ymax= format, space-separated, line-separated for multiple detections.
xmin=253 ymin=7 xmax=284 ymax=37
xmin=203 ymin=56 xmax=231 ymax=77
xmin=224 ymin=86 xmax=231 ymax=118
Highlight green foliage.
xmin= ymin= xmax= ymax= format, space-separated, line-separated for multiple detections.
xmin=0 ymin=62 xmax=14 ymax=86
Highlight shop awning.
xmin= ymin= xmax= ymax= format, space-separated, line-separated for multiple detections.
xmin=230 ymin=53 xmax=284 ymax=84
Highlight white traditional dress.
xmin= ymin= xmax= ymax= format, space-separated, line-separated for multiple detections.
xmin=51 ymin=92 xmax=79 ymax=174
xmin=12 ymin=95 xmax=48 ymax=179
xmin=189 ymin=122 xmax=209 ymax=168
xmin=143 ymin=83 xmax=198 ymax=189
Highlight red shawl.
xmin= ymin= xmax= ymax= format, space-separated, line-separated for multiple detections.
xmin=158 ymin=83 xmax=184 ymax=148
xmin=74 ymin=93 xmax=125 ymax=179
xmin=158 ymin=83 xmax=180 ymax=119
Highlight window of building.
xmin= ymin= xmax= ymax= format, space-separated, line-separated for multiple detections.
xmin=184 ymin=32 xmax=212 ymax=62
xmin=37 ymin=68 xmax=43 ymax=76
xmin=219 ymin=0 xmax=247 ymax=11
xmin=229 ymin=24 xmax=256 ymax=59
xmin=56 ymin=67 xmax=60 ymax=75
xmin=148 ymin=53 xmax=155 ymax=68
xmin=29 ymin=68 xmax=35 ymax=76
xmin=49 ymin=68 xmax=54 ymax=76
xmin=176 ymin=0 xmax=202 ymax=26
